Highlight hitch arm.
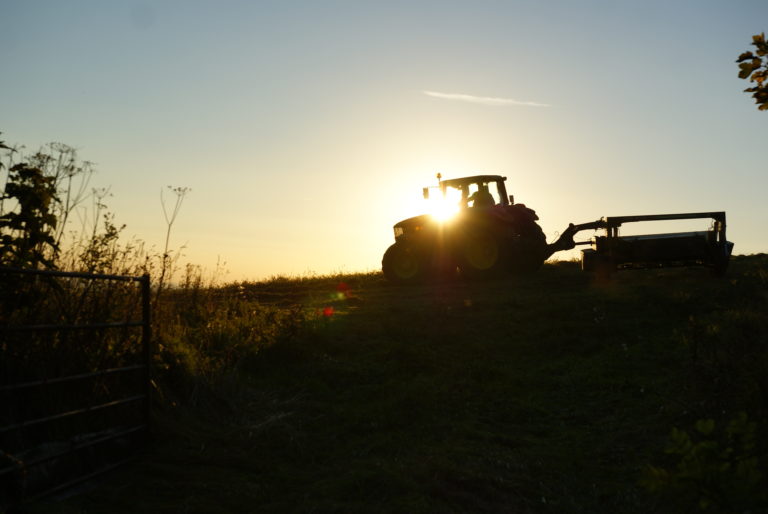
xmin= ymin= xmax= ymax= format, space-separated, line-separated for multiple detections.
xmin=544 ymin=219 xmax=606 ymax=260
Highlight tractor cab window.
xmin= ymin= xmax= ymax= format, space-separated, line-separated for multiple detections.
xmin=442 ymin=184 xmax=470 ymax=210
xmin=443 ymin=186 xmax=463 ymax=208
xmin=466 ymin=182 xmax=500 ymax=208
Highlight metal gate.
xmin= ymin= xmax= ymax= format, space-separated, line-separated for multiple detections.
xmin=0 ymin=268 xmax=151 ymax=507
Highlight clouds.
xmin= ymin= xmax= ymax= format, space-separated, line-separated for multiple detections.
xmin=423 ymin=90 xmax=550 ymax=107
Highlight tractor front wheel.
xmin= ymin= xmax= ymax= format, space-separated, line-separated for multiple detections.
xmin=382 ymin=242 xmax=428 ymax=284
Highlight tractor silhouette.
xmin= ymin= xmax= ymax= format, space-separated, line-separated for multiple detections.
xmin=382 ymin=175 xmax=549 ymax=283
xmin=381 ymin=174 xmax=733 ymax=283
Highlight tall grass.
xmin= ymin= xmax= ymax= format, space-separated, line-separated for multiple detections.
xmin=0 ymin=135 xmax=355 ymax=429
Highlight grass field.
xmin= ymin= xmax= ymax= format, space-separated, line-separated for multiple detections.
xmin=27 ymin=255 xmax=768 ymax=513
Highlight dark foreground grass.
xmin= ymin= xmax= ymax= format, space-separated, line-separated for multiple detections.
xmin=28 ymin=256 xmax=768 ymax=513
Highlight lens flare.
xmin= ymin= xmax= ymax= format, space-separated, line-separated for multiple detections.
xmin=429 ymin=185 xmax=463 ymax=222
xmin=429 ymin=198 xmax=459 ymax=221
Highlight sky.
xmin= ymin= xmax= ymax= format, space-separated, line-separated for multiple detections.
xmin=1 ymin=0 xmax=766 ymax=281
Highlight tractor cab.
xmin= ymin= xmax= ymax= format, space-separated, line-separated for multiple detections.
xmin=424 ymin=174 xmax=513 ymax=210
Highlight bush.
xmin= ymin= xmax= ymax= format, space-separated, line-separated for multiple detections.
xmin=643 ymin=413 xmax=766 ymax=512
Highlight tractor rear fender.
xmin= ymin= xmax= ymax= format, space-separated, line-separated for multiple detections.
xmin=510 ymin=203 xmax=539 ymax=221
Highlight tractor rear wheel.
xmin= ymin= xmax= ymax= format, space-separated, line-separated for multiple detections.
xmin=509 ymin=222 xmax=548 ymax=274
xmin=458 ymin=232 xmax=505 ymax=279
xmin=382 ymin=242 xmax=428 ymax=284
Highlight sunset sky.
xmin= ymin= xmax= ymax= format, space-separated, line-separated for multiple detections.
xmin=2 ymin=1 xmax=766 ymax=280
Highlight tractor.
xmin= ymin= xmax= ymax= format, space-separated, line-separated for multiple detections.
xmin=381 ymin=174 xmax=734 ymax=283
xmin=381 ymin=174 xmax=556 ymax=283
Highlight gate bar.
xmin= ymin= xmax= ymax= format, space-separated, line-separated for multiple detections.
xmin=0 ymin=364 xmax=146 ymax=393
xmin=0 ymin=395 xmax=145 ymax=434
xmin=0 ymin=267 xmax=146 ymax=282
xmin=141 ymin=273 xmax=152 ymax=436
xmin=1 ymin=321 xmax=144 ymax=332
xmin=35 ymin=457 xmax=136 ymax=500
xmin=0 ymin=424 xmax=147 ymax=477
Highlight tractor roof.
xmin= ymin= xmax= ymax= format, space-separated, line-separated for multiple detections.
xmin=440 ymin=175 xmax=506 ymax=189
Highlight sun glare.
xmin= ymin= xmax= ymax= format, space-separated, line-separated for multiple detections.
xmin=426 ymin=186 xmax=462 ymax=222
xmin=400 ymin=181 xmax=463 ymax=223
xmin=429 ymin=197 xmax=459 ymax=221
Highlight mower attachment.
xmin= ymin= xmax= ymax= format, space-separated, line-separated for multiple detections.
xmin=553 ymin=212 xmax=733 ymax=277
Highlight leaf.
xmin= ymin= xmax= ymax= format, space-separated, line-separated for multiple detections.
xmin=737 ymin=51 xmax=755 ymax=62
xmin=739 ymin=61 xmax=756 ymax=79
xmin=738 ymin=62 xmax=755 ymax=78
xmin=696 ymin=418 xmax=716 ymax=436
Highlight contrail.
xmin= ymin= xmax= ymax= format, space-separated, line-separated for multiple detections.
xmin=423 ymin=90 xmax=550 ymax=107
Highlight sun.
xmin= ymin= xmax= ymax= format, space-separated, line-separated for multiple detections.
xmin=428 ymin=196 xmax=460 ymax=221
xmin=399 ymin=181 xmax=463 ymax=223
xmin=426 ymin=186 xmax=462 ymax=222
